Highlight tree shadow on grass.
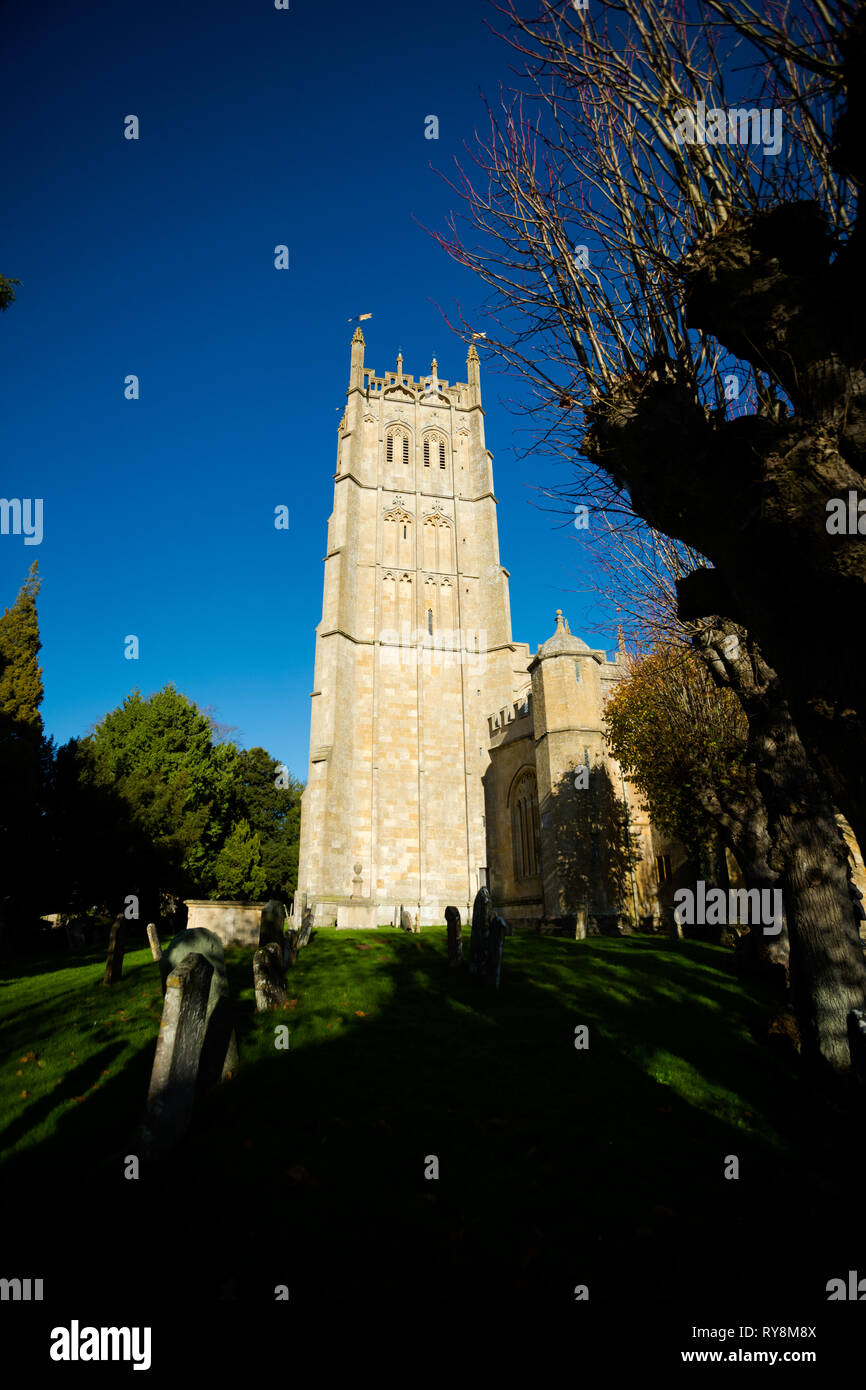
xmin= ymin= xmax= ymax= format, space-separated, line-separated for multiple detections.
xmin=0 ymin=1043 xmax=128 ymax=1155
xmin=2 ymin=929 xmax=864 ymax=1315
xmin=147 ymin=933 xmax=866 ymax=1307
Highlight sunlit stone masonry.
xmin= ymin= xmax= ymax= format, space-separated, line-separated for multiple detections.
xmin=296 ymin=331 xmax=667 ymax=931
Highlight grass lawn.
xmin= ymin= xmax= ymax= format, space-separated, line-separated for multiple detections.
xmin=1 ymin=927 xmax=862 ymax=1305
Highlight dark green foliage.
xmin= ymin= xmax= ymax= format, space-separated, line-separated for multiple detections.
xmin=0 ymin=564 xmax=49 ymax=925
xmin=43 ymin=687 xmax=303 ymax=919
xmin=0 ymin=275 xmax=21 ymax=312
xmin=229 ymin=747 xmax=302 ymax=898
xmin=0 ymin=561 xmax=43 ymax=733
xmin=213 ymin=818 xmax=268 ymax=900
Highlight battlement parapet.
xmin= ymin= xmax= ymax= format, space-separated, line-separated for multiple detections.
xmin=362 ymin=368 xmax=469 ymax=407
xmin=488 ymin=691 xmax=533 ymax=738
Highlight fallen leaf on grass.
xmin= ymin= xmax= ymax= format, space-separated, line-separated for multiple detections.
xmin=355 ymin=1010 xmax=367 ymax=1017
xmin=16 ymin=1070 xmax=23 ymax=1077
xmin=288 ymin=999 xmax=298 ymax=1008
xmin=20 ymin=1090 xmax=29 ymax=1099
xmin=354 ymin=943 xmax=372 ymax=951
xmin=18 ymin=1053 xmax=35 ymax=1064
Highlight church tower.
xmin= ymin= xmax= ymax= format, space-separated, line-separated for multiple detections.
xmin=296 ymin=331 xmax=530 ymax=926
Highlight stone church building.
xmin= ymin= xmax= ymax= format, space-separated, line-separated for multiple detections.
xmin=295 ymin=331 xmax=669 ymax=931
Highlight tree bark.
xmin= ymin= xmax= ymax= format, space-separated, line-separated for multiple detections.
xmin=696 ymin=626 xmax=866 ymax=1072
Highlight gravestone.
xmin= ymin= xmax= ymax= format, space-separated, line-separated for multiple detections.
xmin=103 ymin=916 xmax=125 ymax=985
xmin=297 ymin=905 xmax=313 ymax=950
xmin=259 ymin=899 xmax=287 ymax=951
xmin=141 ymin=952 xmax=212 ymax=1157
xmin=66 ymin=919 xmax=85 ymax=951
xmin=285 ymin=928 xmax=299 ymax=969
xmin=488 ymin=914 xmax=507 ymax=990
xmin=161 ymin=928 xmax=238 ymax=1090
xmin=468 ymin=887 xmax=493 ymax=981
xmin=414 ymin=912 xmax=420 ymax=935
xmin=146 ymin=923 xmax=162 ymax=962
xmin=400 ymin=907 xmax=413 ymax=933
xmin=468 ymin=889 xmax=505 ymax=988
xmin=445 ymin=906 xmax=463 ymax=968
xmin=254 ymin=941 xmax=287 ymax=1011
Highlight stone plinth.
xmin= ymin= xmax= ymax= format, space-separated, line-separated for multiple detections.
xmin=184 ymin=900 xmax=267 ymax=948
xmin=337 ymin=902 xmax=380 ymax=930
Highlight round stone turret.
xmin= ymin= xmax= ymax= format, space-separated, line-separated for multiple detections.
xmin=533 ymin=609 xmax=591 ymax=660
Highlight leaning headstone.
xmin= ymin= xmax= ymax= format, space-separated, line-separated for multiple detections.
xmin=413 ymin=912 xmax=420 ymax=935
xmin=103 ymin=916 xmax=125 ymax=985
xmin=297 ymin=905 xmax=314 ymax=950
xmin=140 ymin=953 xmax=212 ymax=1157
xmin=259 ymin=899 xmax=287 ymax=951
xmin=445 ymin=906 xmax=463 ymax=968
xmin=468 ymin=892 xmax=505 ymax=988
xmin=66 ymin=919 xmax=86 ymax=951
xmin=400 ymin=906 xmax=413 ymax=933
xmin=146 ymin=923 xmax=162 ymax=962
xmin=488 ymin=914 xmax=507 ymax=990
xmin=161 ymin=928 xmax=238 ymax=1089
xmin=284 ymin=928 xmax=299 ymax=969
xmin=254 ymin=941 xmax=287 ymax=1011
xmin=468 ymin=888 xmax=493 ymax=982
xmin=848 ymin=1008 xmax=866 ymax=1084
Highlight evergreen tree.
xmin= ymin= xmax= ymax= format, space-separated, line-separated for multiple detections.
xmin=0 ymin=274 xmax=21 ymax=312
xmin=0 ymin=561 xmax=43 ymax=733
xmin=230 ymin=747 xmax=302 ymax=898
xmin=213 ymin=818 xmax=268 ymax=900
xmin=0 ymin=563 xmax=48 ymax=926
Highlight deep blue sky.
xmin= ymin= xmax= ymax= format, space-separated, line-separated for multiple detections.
xmin=2 ymin=0 xmax=608 ymax=777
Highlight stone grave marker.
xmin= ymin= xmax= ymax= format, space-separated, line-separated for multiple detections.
xmin=140 ymin=952 xmax=212 ymax=1157
xmin=146 ymin=923 xmax=162 ymax=962
xmin=468 ymin=887 xmax=493 ymax=981
xmin=400 ymin=906 xmax=413 ymax=933
xmin=468 ymin=890 xmax=505 ymax=988
xmin=285 ymin=928 xmax=299 ymax=969
xmin=488 ymin=914 xmax=507 ymax=990
xmin=259 ymin=899 xmax=287 ymax=951
xmin=103 ymin=916 xmax=125 ymax=985
xmin=297 ymin=904 xmax=314 ymax=950
xmin=445 ymin=906 xmax=463 ymax=968
xmin=66 ymin=919 xmax=86 ymax=952
xmin=254 ymin=941 xmax=287 ymax=1011
xmin=161 ymin=927 xmax=238 ymax=1090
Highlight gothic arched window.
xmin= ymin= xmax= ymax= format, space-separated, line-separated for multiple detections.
xmin=423 ymin=430 xmax=447 ymax=471
xmin=386 ymin=425 xmax=410 ymax=466
xmin=510 ymin=768 xmax=541 ymax=881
